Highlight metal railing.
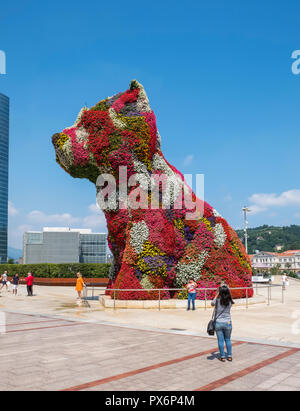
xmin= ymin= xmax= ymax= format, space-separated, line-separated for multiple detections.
xmin=83 ymin=282 xmax=106 ymax=300
xmin=83 ymin=284 xmax=285 ymax=311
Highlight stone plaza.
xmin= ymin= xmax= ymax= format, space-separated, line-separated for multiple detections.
xmin=0 ymin=276 xmax=300 ymax=391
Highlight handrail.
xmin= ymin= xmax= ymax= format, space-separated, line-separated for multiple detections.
xmin=101 ymin=285 xmax=282 ymax=291
xmin=82 ymin=283 xmax=285 ymax=310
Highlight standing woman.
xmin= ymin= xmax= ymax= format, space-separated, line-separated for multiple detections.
xmin=185 ymin=278 xmax=197 ymax=311
xmin=75 ymin=272 xmax=85 ymax=302
xmin=211 ymin=285 xmax=235 ymax=362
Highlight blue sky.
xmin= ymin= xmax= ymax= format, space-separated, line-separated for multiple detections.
xmin=1 ymin=0 xmax=300 ymax=249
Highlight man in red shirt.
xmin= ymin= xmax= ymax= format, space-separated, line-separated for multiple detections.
xmin=25 ymin=272 xmax=34 ymax=296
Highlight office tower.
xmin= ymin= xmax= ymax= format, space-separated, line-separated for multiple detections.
xmin=0 ymin=93 xmax=9 ymax=264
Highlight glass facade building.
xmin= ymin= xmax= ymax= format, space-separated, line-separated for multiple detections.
xmin=23 ymin=228 xmax=107 ymax=264
xmin=80 ymin=233 xmax=107 ymax=263
xmin=0 ymin=93 xmax=9 ymax=264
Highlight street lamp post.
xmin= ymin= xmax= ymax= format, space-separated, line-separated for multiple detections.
xmin=242 ymin=206 xmax=251 ymax=254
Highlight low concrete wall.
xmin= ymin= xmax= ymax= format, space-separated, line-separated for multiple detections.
xmin=99 ymin=294 xmax=266 ymax=309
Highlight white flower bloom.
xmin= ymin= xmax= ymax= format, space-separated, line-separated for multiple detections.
xmin=156 ymin=131 xmax=162 ymax=149
xmin=175 ymin=251 xmax=208 ymax=286
xmin=140 ymin=276 xmax=154 ymax=289
xmin=109 ymin=107 xmax=126 ymax=129
xmin=133 ymin=159 xmax=151 ymax=191
xmin=58 ymin=139 xmax=74 ymax=168
xmin=214 ymin=223 xmax=227 ymax=248
xmin=213 ymin=209 xmax=223 ymax=218
xmin=130 ymin=220 xmax=149 ymax=254
xmin=133 ymin=158 xmax=148 ymax=174
xmin=76 ymin=127 xmax=89 ymax=144
xmin=152 ymin=153 xmax=167 ymax=172
xmin=136 ymin=86 xmax=152 ymax=113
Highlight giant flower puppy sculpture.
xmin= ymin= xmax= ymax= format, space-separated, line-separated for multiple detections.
xmin=52 ymin=80 xmax=253 ymax=300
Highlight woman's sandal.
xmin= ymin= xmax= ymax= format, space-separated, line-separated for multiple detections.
xmin=218 ymin=357 xmax=226 ymax=362
xmin=227 ymin=357 xmax=232 ymax=362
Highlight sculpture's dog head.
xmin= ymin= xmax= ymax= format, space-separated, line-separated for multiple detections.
xmin=52 ymin=80 xmax=161 ymax=184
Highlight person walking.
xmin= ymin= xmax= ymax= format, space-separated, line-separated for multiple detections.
xmin=185 ymin=278 xmax=197 ymax=311
xmin=0 ymin=271 xmax=8 ymax=292
xmin=25 ymin=272 xmax=34 ymax=296
xmin=75 ymin=272 xmax=85 ymax=302
xmin=211 ymin=285 xmax=235 ymax=362
xmin=12 ymin=273 xmax=19 ymax=296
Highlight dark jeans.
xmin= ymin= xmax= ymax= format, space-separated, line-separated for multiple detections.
xmin=27 ymin=285 xmax=33 ymax=296
xmin=215 ymin=321 xmax=232 ymax=358
xmin=187 ymin=292 xmax=196 ymax=310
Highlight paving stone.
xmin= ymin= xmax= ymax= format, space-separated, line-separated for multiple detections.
xmin=256 ymin=372 xmax=292 ymax=389
xmin=268 ymin=384 xmax=296 ymax=391
xmin=277 ymin=376 xmax=300 ymax=388
xmin=1 ymin=310 xmax=300 ymax=391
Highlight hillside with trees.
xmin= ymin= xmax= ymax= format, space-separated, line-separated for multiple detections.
xmin=235 ymin=225 xmax=300 ymax=254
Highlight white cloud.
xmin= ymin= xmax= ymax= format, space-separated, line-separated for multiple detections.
xmin=88 ymin=203 xmax=101 ymax=213
xmin=27 ymin=210 xmax=80 ymax=225
xmin=26 ymin=204 xmax=107 ymax=230
xmin=82 ymin=203 xmax=106 ymax=229
xmin=82 ymin=213 xmax=106 ymax=229
xmin=8 ymin=201 xmax=18 ymax=216
xmin=8 ymin=224 xmax=33 ymax=250
xmin=183 ymin=154 xmax=194 ymax=166
xmin=9 ymin=203 xmax=108 ymax=249
xmin=249 ymin=189 xmax=300 ymax=214
xmin=247 ymin=204 xmax=268 ymax=215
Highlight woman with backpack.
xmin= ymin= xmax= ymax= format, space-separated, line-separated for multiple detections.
xmin=211 ymin=285 xmax=235 ymax=362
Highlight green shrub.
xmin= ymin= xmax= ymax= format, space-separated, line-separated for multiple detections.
xmin=0 ymin=263 xmax=111 ymax=278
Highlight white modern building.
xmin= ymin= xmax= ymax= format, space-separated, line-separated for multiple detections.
xmin=23 ymin=227 xmax=107 ymax=264
xmin=250 ymin=250 xmax=300 ymax=273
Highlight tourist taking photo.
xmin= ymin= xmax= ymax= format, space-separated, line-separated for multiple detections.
xmin=211 ymin=285 xmax=235 ymax=362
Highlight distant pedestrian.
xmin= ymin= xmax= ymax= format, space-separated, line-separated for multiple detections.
xmin=185 ymin=278 xmax=197 ymax=311
xmin=0 ymin=271 xmax=8 ymax=291
xmin=75 ymin=272 xmax=85 ymax=302
xmin=12 ymin=273 xmax=19 ymax=295
xmin=211 ymin=285 xmax=235 ymax=362
xmin=282 ymin=273 xmax=288 ymax=290
xmin=25 ymin=272 xmax=34 ymax=296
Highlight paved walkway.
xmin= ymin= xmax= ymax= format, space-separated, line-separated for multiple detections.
xmin=0 ymin=276 xmax=299 ymax=346
xmin=0 ymin=276 xmax=300 ymax=391
xmin=0 ymin=310 xmax=300 ymax=391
